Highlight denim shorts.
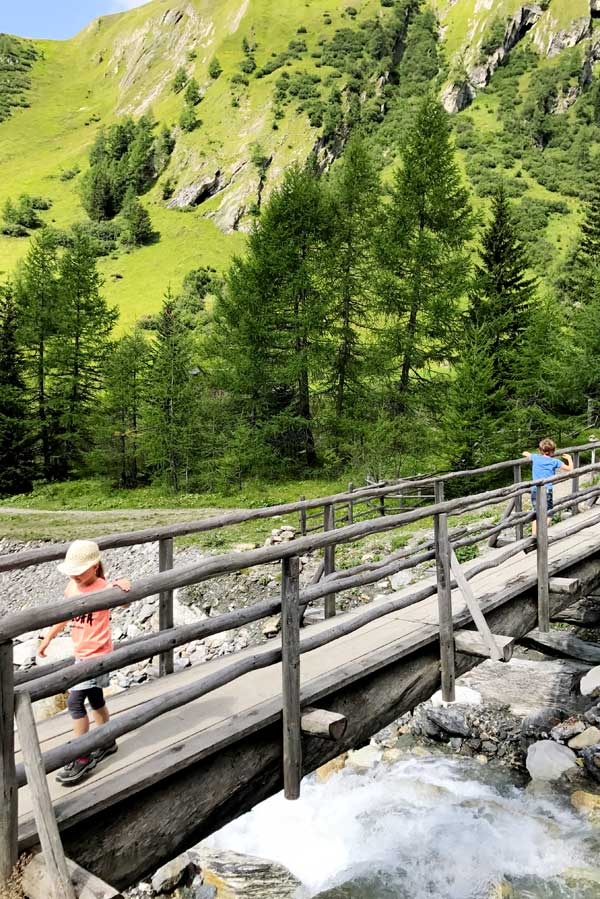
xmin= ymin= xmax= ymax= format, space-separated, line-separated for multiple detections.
xmin=531 ymin=487 xmax=554 ymax=513
xmin=70 ymin=659 xmax=110 ymax=692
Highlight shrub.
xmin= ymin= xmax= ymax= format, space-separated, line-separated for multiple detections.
xmin=184 ymin=77 xmax=201 ymax=105
xmin=173 ymin=66 xmax=188 ymax=93
xmin=240 ymin=56 xmax=256 ymax=74
xmin=59 ymin=165 xmax=80 ymax=181
xmin=208 ymin=58 xmax=222 ymax=79
xmin=179 ymin=102 xmax=199 ymax=132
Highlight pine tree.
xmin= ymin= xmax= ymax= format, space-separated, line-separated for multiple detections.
xmin=215 ymin=163 xmax=331 ymax=469
xmin=379 ymin=94 xmax=473 ymax=407
xmin=323 ymin=135 xmax=381 ymax=451
xmin=14 ymin=228 xmax=61 ymax=478
xmin=120 ymin=188 xmax=154 ymax=246
xmin=0 ymin=282 xmax=33 ymax=495
xmin=100 ymin=328 xmax=148 ymax=487
xmin=142 ymin=293 xmax=198 ymax=491
xmin=184 ymin=78 xmax=201 ymax=106
xmin=179 ymin=102 xmax=199 ymax=133
xmin=51 ymin=232 xmax=118 ymax=476
xmin=470 ymin=184 xmax=537 ymax=390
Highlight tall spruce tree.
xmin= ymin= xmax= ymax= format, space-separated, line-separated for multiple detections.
xmin=215 ymin=163 xmax=331 ymax=468
xmin=100 ymin=328 xmax=148 ymax=487
xmin=142 ymin=292 xmax=198 ymax=491
xmin=470 ymin=185 xmax=537 ymax=392
xmin=52 ymin=232 xmax=118 ymax=477
xmin=0 ymin=282 xmax=33 ymax=495
xmin=14 ymin=228 xmax=61 ymax=478
xmin=324 ymin=135 xmax=381 ymax=452
xmin=379 ymin=94 xmax=473 ymax=407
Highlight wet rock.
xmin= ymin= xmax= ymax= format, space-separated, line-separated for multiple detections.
xmin=550 ymin=716 xmax=586 ymax=743
xmin=522 ymin=707 xmax=569 ymax=743
xmin=585 ymin=703 xmax=600 ymax=726
xmin=347 ymin=745 xmax=382 ymax=772
xmin=316 ymin=753 xmax=347 ymax=783
xmin=579 ymin=745 xmax=600 ymax=782
xmin=150 ymin=851 xmax=198 ymax=893
xmin=193 ymin=848 xmax=301 ymax=898
xmin=424 ymin=707 xmax=470 ymax=738
xmin=569 ymin=727 xmax=600 ymax=750
xmin=571 ymin=789 xmax=600 ymax=820
xmin=526 ymin=740 xmax=578 ymax=781
xmin=581 ymin=666 xmax=600 ymax=698
xmin=562 ymin=866 xmax=600 ymax=888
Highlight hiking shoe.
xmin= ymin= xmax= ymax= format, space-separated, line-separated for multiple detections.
xmin=91 ymin=742 xmax=118 ymax=763
xmin=56 ymin=757 xmax=96 ymax=786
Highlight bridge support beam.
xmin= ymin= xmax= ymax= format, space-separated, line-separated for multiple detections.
xmin=434 ymin=481 xmax=455 ymax=702
xmin=536 ymin=485 xmax=550 ymax=632
xmin=281 ymin=556 xmax=301 ymax=800
xmin=0 ymin=640 xmax=17 ymax=885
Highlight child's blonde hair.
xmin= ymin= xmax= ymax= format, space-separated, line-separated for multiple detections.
xmin=539 ymin=437 xmax=556 ymax=455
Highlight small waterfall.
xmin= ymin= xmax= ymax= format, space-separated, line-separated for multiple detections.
xmin=206 ymin=755 xmax=598 ymax=898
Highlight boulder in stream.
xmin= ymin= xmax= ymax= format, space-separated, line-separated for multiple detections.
xmin=526 ymin=740 xmax=578 ymax=781
xmin=193 ymin=847 xmax=303 ymax=898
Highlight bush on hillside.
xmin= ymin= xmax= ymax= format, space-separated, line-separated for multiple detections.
xmin=208 ymin=58 xmax=222 ymax=79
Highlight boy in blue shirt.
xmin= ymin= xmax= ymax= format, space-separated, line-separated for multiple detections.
xmin=522 ymin=437 xmax=573 ymax=535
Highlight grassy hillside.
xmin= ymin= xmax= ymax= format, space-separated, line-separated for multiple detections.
xmin=1 ymin=0 xmax=600 ymax=326
xmin=0 ymin=0 xmax=386 ymax=326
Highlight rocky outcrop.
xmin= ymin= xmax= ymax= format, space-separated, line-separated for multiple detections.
xmin=167 ymin=171 xmax=222 ymax=208
xmin=442 ymin=5 xmax=542 ymax=113
xmin=534 ymin=15 xmax=591 ymax=58
xmin=193 ymin=848 xmax=303 ymax=899
xmin=593 ymin=0 xmax=600 ymax=18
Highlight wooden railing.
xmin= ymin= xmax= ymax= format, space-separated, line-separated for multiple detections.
xmin=1 ymin=442 xmax=600 ymax=881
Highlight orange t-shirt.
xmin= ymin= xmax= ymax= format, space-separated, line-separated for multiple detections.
xmin=66 ymin=577 xmax=113 ymax=660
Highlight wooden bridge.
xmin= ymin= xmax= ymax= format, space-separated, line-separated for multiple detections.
xmin=2 ymin=443 xmax=600 ymax=895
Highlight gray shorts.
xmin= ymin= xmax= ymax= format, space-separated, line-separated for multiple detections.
xmin=70 ymin=661 xmax=110 ymax=692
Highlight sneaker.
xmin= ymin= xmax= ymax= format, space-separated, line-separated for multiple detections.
xmin=56 ymin=756 xmax=97 ymax=786
xmin=91 ymin=742 xmax=118 ymax=763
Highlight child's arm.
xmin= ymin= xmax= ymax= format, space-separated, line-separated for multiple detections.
xmin=522 ymin=451 xmax=531 ymax=460
xmin=112 ymin=577 xmax=131 ymax=608
xmin=37 ymin=621 xmax=67 ymax=657
xmin=560 ymin=452 xmax=574 ymax=472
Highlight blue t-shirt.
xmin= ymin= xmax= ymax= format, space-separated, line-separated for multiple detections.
xmin=530 ymin=453 xmax=562 ymax=488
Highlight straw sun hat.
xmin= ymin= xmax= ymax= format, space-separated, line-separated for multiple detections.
xmin=57 ymin=540 xmax=101 ymax=576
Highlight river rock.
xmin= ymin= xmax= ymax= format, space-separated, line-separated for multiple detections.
xmin=521 ymin=707 xmax=569 ymax=743
xmin=151 ymin=851 xmax=198 ymax=893
xmin=585 ymin=703 xmax=600 ymax=726
xmin=571 ymin=789 xmax=600 ymax=820
xmin=526 ymin=740 xmax=578 ymax=780
xmin=579 ymin=746 xmax=600 ymax=781
xmin=562 ymin=866 xmax=600 ymax=887
xmin=193 ymin=848 xmax=302 ymax=898
xmin=550 ymin=716 xmax=586 ymax=743
xmin=580 ymin=666 xmax=600 ymax=698
xmin=316 ymin=753 xmax=347 ymax=783
xmin=569 ymin=727 xmax=600 ymax=749
xmin=424 ymin=707 xmax=470 ymax=738
xmin=346 ymin=745 xmax=382 ymax=772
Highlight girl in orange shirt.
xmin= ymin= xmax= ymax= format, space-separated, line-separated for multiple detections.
xmin=38 ymin=540 xmax=130 ymax=786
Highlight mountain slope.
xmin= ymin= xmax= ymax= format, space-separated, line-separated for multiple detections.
xmin=1 ymin=0 xmax=600 ymax=324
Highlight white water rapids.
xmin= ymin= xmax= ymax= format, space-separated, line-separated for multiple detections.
xmin=206 ymin=754 xmax=599 ymax=898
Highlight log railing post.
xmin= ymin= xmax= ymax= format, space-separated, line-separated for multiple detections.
xmin=158 ymin=537 xmax=174 ymax=677
xmin=571 ymin=452 xmax=580 ymax=516
xmin=299 ymin=496 xmax=307 ymax=537
xmin=0 ymin=640 xmax=17 ymax=883
xmin=536 ymin=485 xmax=550 ymax=632
xmin=434 ymin=481 xmax=455 ymax=702
xmin=379 ymin=493 xmax=385 ymax=518
xmin=347 ymin=482 xmax=354 ymax=526
xmin=513 ymin=464 xmax=523 ymax=542
xmin=323 ymin=503 xmax=336 ymax=619
xmin=281 ymin=556 xmax=301 ymax=800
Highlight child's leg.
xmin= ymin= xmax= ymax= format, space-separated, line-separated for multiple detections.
xmin=88 ymin=687 xmax=110 ymax=726
xmin=66 ymin=689 xmax=90 ymax=737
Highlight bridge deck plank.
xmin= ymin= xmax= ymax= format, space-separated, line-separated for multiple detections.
xmin=15 ymin=507 xmax=600 ymax=847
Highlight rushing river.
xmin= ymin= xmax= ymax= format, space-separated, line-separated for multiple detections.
xmin=206 ymin=753 xmax=600 ymax=899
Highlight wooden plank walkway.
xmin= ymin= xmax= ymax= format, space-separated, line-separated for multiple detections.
xmin=16 ymin=506 xmax=600 ymax=848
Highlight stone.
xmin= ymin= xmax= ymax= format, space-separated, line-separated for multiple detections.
xmin=562 ymin=866 xmax=600 ymax=887
xmin=522 ymin=707 xmax=569 ymax=741
xmin=151 ymin=852 xmax=198 ymax=894
xmin=526 ymin=740 xmax=578 ymax=781
xmin=382 ymin=747 xmax=403 ymax=764
xmin=449 ymin=737 xmax=463 ymax=752
xmin=550 ymin=716 xmax=586 ymax=743
xmin=262 ymin=615 xmax=281 ymax=638
xmin=579 ymin=746 xmax=600 ymax=782
xmin=315 ymin=753 xmax=347 ymax=783
xmin=585 ymin=704 xmax=600 ymax=726
xmin=424 ymin=707 xmax=470 ymax=738
xmin=137 ymin=603 xmax=155 ymax=624
xmin=195 ymin=887 xmax=217 ymax=899
xmin=346 ymin=745 xmax=382 ymax=772
xmin=482 ymin=741 xmax=498 ymax=754
xmin=571 ymin=790 xmax=600 ymax=818
xmin=581 ymin=666 xmax=600 ymax=697
xmin=568 ymin=727 xmax=600 ymax=750
xmin=193 ymin=848 xmax=301 ymax=898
